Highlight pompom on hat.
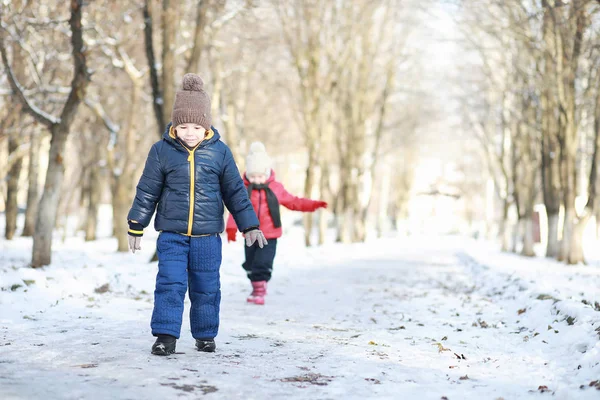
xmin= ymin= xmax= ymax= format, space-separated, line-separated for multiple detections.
xmin=246 ymin=142 xmax=272 ymax=176
xmin=171 ymin=73 xmax=212 ymax=129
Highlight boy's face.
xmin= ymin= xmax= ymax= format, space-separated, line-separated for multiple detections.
xmin=248 ymin=173 xmax=268 ymax=184
xmin=175 ymin=123 xmax=206 ymax=147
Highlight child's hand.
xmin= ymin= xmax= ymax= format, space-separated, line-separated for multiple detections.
xmin=315 ymin=201 xmax=328 ymax=209
xmin=227 ymin=229 xmax=237 ymax=242
xmin=245 ymin=229 xmax=268 ymax=248
xmin=128 ymin=235 xmax=142 ymax=254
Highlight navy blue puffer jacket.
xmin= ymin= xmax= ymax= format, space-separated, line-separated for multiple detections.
xmin=127 ymin=124 xmax=258 ymax=236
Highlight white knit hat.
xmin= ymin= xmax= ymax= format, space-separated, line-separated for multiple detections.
xmin=246 ymin=142 xmax=271 ymax=176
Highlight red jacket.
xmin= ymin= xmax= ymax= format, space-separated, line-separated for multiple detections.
xmin=226 ymin=170 xmax=326 ymax=240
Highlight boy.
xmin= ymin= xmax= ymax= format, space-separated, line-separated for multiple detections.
xmin=127 ymin=74 xmax=267 ymax=355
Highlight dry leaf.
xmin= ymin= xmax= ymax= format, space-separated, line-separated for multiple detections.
xmin=435 ymin=343 xmax=451 ymax=353
xmin=94 ymin=283 xmax=110 ymax=294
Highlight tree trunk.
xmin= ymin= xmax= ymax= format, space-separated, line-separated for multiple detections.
xmin=500 ymin=199 xmax=511 ymax=252
xmin=376 ymin=161 xmax=391 ymax=238
xmin=84 ymin=165 xmax=100 ymax=241
xmin=511 ymin=218 xmax=521 ymax=254
xmin=565 ymin=68 xmax=600 ymax=264
xmin=521 ymin=216 xmax=535 ymax=257
xmin=161 ymin=0 xmax=179 ymax=125
xmin=555 ymin=0 xmax=587 ymax=263
xmin=143 ymin=0 xmax=165 ymax=135
xmin=22 ymin=130 xmax=42 ymax=237
xmin=78 ymin=167 xmax=90 ymax=233
xmin=567 ymin=215 xmax=589 ymax=265
xmin=187 ymin=1 xmax=209 ymax=74
xmin=541 ymin=0 xmax=563 ymax=258
xmin=318 ymin=163 xmax=329 ymax=245
xmin=211 ymin=54 xmax=224 ymax=127
xmin=224 ymin=102 xmax=242 ymax=166
xmin=546 ymin=212 xmax=560 ymax=257
xmin=5 ymin=134 xmax=24 ymax=240
xmin=112 ymin=79 xmax=143 ymax=251
xmin=112 ymin=184 xmax=131 ymax=252
xmin=32 ymin=130 xmax=68 ymax=267
xmin=303 ymin=146 xmax=316 ymax=247
xmin=354 ymin=196 xmax=367 ymax=242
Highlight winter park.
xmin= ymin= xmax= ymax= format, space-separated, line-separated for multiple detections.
xmin=1 ymin=0 xmax=600 ymax=399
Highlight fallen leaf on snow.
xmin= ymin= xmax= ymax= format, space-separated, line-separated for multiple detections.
xmin=434 ymin=343 xmax=451 ymax=353
xmin=74 ymin=364 xmax=98 ymax=368
xmin=281 ymin=373 xmax=334 ymax=386
xmin=388 ymin=326 xmax=406 ymax=331
xmin=537 ymin=385 xmax=551 ymax=393
xmin=536 ymin=294 xmax=557 ymax=301
xmin=517 ymin=308 xmax=526 ymax=315
xmin=368 ymin=341 xmax=378 ymax=346
xmin=94 ymin=284 xmax=110 ymax=294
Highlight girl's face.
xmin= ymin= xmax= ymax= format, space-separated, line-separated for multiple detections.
xmin=248 ymin=173 xmax=268 ymax=184
xmin=175 ymin=123 xmax=206 ymax=147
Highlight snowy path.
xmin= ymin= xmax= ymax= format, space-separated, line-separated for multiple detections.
xmin=1 ymin=234 xmax=599 ymax=399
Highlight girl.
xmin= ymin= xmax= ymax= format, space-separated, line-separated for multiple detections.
xmin=226 ymin=142 xmax=327 ymax=305
xmin=127 ymin=73 xmax=267 ymax=355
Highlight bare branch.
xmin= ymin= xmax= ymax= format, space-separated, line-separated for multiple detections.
xmin=84 ymin=98 xmax=120 ymax=134
xmin=0 ymin=35 xmax=59 ymax=127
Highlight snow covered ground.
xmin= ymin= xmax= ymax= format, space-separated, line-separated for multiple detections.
xmin=1 ymin=226 xmax=599 ymax=399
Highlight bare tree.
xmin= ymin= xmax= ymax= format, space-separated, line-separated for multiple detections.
xmin=22 ymin=127 xmax=42 ymax=237
xmin=0 ymin=0 xmax=90 ymax=267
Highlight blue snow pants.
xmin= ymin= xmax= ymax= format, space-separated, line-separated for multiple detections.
xmin=151 ymin=232 xmax=222 ymax=339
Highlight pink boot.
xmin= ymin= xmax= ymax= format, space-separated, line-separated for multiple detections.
xmin=247 ymin=281 xmax=266 ymax=305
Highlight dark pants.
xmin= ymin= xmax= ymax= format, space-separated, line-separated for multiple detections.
xmin=242 ymin=239 xmax=278 ymax=282
xmin=151 ymin=232 xmax=222 ymax=340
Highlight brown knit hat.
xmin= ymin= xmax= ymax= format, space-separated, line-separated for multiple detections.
xmin=171 ymin=73 xmax=212 ymax=129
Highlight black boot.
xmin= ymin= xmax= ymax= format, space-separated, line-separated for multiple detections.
xmin=195 ymin=338 xmax=216 ymax=353
xmin=151 ymin=334 xmax=176 ymax=356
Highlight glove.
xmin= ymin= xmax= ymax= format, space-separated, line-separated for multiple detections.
xmin=227 ymin=229 xmax=237 ymax=243
xmin=127 ymin=220 xmax=143 ymax=254
xmin=244 ymin=229 xmax=268 ymax=248
xmin=315 ymin=201 xmax=328 ymax=209
xmin=128 ymin=235 xmax=142 ymax=254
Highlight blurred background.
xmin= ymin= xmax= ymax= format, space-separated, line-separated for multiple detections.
xmin=1 ymin=0 xmax=600 ymax=266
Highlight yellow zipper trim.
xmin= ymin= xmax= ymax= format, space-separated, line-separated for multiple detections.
xmin=186 ymin=145 xmax=200 ymax=236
